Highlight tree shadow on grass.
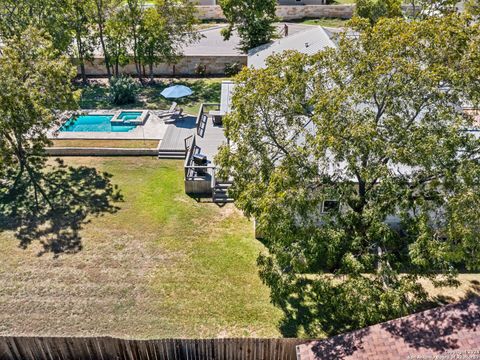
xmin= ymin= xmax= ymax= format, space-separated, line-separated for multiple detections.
xmin=0 ymin=159 xmax=123 ymax=257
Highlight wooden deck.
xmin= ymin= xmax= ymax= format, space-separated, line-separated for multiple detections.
xmin=195 ymin=114 xmax=227 ymax=165
xmin=158 ymin=117 xmax=196 ymax=151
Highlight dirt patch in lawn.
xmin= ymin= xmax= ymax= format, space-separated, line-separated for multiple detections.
xmin=51 ymin=139 xmax=160 ymax=149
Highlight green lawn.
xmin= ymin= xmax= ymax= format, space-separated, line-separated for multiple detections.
xmin=301 ymin=17 xmax=350 ymax=28
xmin=0 ymin=157 xmax=478 ymax=338
xmin=79 ymin=78 xmax=225 ymax=116
xmin=0 ymin=157 xmax=281 ymax=338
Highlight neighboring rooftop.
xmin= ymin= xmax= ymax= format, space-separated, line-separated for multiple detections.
xmin=248 ymin=26 xmax=336 ymax=69
xmin=297 ymin=296 xmax=480 ymax=360
xmin=183 ymin=26 xmax=243 ymax=56
xmin=464 ymin=108 xmax=480 ymax=129
xmin=184 ymin=23 xmax=319 ymax=57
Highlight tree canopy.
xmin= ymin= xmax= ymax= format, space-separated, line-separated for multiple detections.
xmin=407 ymin=0 xmax=460 ymax=18
xmin=216 ymin=15 xmax=480 ymax=337
xmin=0 ymin=0 xmax=199 ymax=83
xmin=0 ymin=0 xmax=72 ymax=51
xmin=356 ymin=0 xmax=402 ymax=24
xmin=219 ymin=0 xmax=278 ymax=53
xmin=0 ymin=27 xmax=77 ymax=183
xmin=0 ymin=28 xmax=121 ymax=255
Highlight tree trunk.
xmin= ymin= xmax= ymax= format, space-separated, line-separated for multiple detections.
xmin=131 ymin=28 xmax=142 ymax=83
xmin=132 ymin=47 xmax=142 ymax=84
xmin=98 ymin=24 xmax=111 ymax=78
xmin=76 ymin=34 xmax=87 ymax=85
xmin=80 ymin=61 xmax=87 ymax=84
xmin=95 ymin=0 xmax=111 ymax=79
xmin=149 ymin=63 xmax=154 ymax=83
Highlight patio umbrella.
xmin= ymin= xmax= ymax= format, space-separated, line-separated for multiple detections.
xmin=161 ymin=85 xmax=193 ymax=99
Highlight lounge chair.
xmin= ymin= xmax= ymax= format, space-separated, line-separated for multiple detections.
xmin=157 ymin=102 xmax=178 ymax=118
xmin=163 ymin=108 xmax=184 ymax=124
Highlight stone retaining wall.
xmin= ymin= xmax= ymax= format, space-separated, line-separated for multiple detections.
xmin=196 ymin=4 xmax=414 ymax=20
xmin=277 ymin=4 xmax=354 ymax=19
xmin=196 ymin=5 xmax=355 ymax=20
xmin=83 ymin=55 xmax=247 ymax=77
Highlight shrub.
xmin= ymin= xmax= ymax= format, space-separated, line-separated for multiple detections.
xmin=109 ymin=76 xmax=138 ymax=105
xmin=195 ymin=64 xmax=207 ymax=77
xmin=224 ymin=62 xmax=242 ymax=77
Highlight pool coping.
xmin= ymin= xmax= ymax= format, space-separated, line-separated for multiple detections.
xmin=50 ymin=109 xmax=156 ymax=137
xmin=62 ymin=109 xmax=150 ymax=127
xmin=110 ymin=110 xmax=150 ymax=125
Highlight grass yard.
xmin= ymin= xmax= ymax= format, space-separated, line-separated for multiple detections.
xmin=0 ymin=157 xmax=281 ymax=338
xmin=79 ymin=78 xmax=224 ymax=116
xmin=0 ymin=157 xmax=478 ymax=339
xmin=300 ymin=17 xmax=350 ymax=28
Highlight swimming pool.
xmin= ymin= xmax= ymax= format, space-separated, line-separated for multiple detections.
xmin=60 ymin=115 xmax=137 ymax=132
xmin=117 ymin=111 xmax=143 ymax=121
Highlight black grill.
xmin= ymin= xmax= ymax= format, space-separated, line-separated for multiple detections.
xmin=193 ymin=154 xmax=207 ymax=166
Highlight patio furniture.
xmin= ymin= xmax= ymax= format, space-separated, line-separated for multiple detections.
xmin=209 ymin=110 xmax=225 ymax=126
xmin=157 ymin=102 xmax=178 ymax=117
xmin=159 ymin=109 xmax=183 ymax=120
xmin=161 ymin=85 xmax=193 ymax=99
xmin=163 ymin=108 xmax=184 ymax=124
xmin=193 ymin=154 xmax=208 ymax=176
xmin=193 ymin=154 xmax=208 ymax=166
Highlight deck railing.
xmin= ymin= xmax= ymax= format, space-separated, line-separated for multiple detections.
xmin=184 ymin=103 xmax=221 ymax=181
xmin=184 ymin=135 xmax=197 ymax=180
xmin=184 ymin=134 xmax=216 ymax=183
xmin=196 ymin=103 xmax=220 ymax=136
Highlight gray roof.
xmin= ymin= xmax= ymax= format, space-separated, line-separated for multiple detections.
xmin=183 ymin=23 xmax=316 ymax=57
xmin=220 ymin=81 xmax=236 ymax=114
xmin=183 ymin=26 xmax=243 ymax=56
xmin=248 ymin=26 xmax=336 ymax=69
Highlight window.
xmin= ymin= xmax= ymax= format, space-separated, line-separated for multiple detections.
xmin=322 ymin=200 xmax=339 ymax=214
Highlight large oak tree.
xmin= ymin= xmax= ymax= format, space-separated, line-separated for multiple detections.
xmin=216 ymin=15 xmax=480 ymax=337
xmin=0 ymin=28 xmax=121 ymax=255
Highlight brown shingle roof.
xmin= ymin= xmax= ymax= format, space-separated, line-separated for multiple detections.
xmin=297 ymin=297 xmax=480 ymax=360
xmin=464 ymin=109 xmax=480 ymax=129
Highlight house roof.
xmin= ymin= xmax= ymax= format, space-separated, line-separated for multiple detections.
xmin=464 ymin=108 xmax=480 ymax=129
xmin=296 ymin=296 xmax=480 ymax=360
xmin=184 ymin=23 xmax=315 ymax=57
xmin=248 ymin=26 xmax=336 ymax=69
xmin=183 ymin=26 xmax=243 ymax=56
xmin=220 ymin=80 xmax=235 ymax=114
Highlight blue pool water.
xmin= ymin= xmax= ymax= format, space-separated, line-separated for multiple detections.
xmin=60 ymin=115 xmax=137 ymax=132
xmin=118 ymin=111 xmax=143 ymax=121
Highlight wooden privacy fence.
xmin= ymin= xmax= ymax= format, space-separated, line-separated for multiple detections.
xmin=0 ymin=337 xmax=308 ymax=360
